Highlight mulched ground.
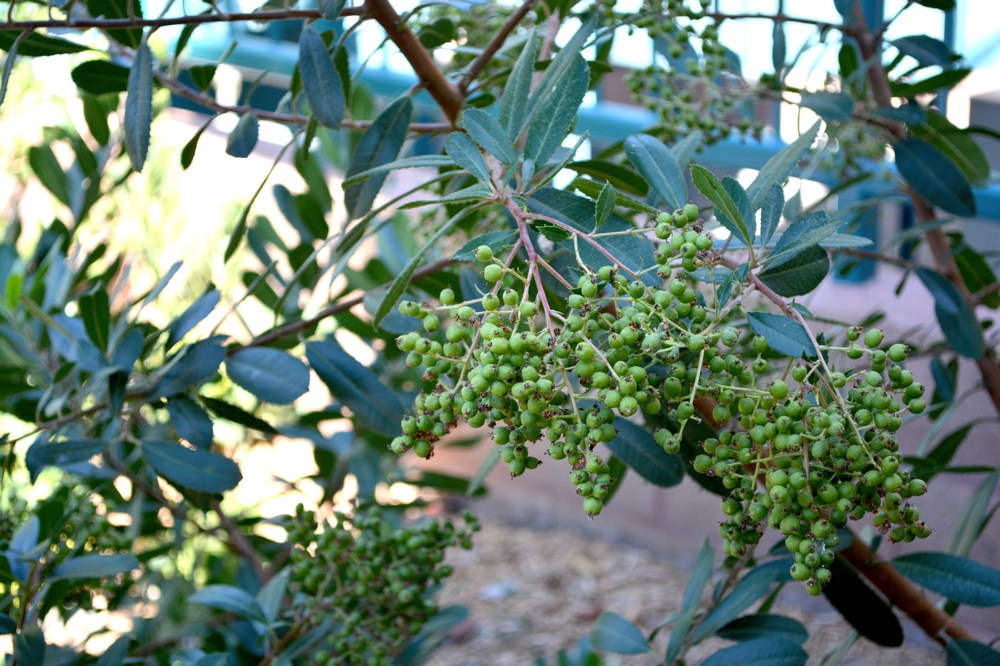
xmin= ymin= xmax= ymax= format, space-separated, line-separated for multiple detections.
xmin=426 ymin=518 xmax=944 ymax=665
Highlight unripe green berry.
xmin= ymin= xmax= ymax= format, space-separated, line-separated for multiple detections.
xmin=864 ymin=328 xmax=884 ymax=348
xmin=475 ymin=245 xmax=493 ymax=262
xmin=483 ymin=264 xmax=504 ymax=283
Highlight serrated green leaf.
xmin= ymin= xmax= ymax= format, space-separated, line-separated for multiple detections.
xmin=895 ymin=138 xmax=976 ymax=217
xmin=915 ymin=267 xmax=983 ymax=359
xmin=71 ymin=60 xmax=130 ymax=94
xmin=758 ymin=246 xmax=829 ymax=297
xmin=624 ymin=133 xmax=686 ymax=211
xmin=462 ymin=108 xmax=517 ymax=164
xmin=692 ymin=164 xmax=752 ymax=248
xmin=0 ymin=30 xmax=89 ymax=56
xmin=590 ymin=612 xmax=650 ymax=654
xmin=190 ymin=585 xmax=267 ymax=623
xmin=594 ymin=182 xmax=616 ymax=229
xmin=298 ymin=27 xmax=344 ymax=129
xmin=525 ymin=53 xmax=588 ymax=165
xmin=605 ymin=418 xmax=683 ymax=487
xmin=124 ymin=39 xmax=153 ymax=172
xmin=51 ymin=553 xmax=139 ymax=581
xmin=142 ymin=440 xmax=242 ymax=493
xmin=225 ymin=112 xmax=259 ymax=158
xmin=800 ymin=91 xmax=854 ymax=122
xmin=498 ymin=29 xmax=537 ymax=137
xmin=306 ymin=340 xmax=406 ymax=437
xmin=760 ymin=183 xmax=783 ymax=246
xmin=225 ymin=347 xmax=310 ymax=404
xmin=523 ymin=15 xmax=595 ymax=133
xmin=343 ymin=97 xmax=413 ymax=219
xmin=747 ymin=122 xmax=820 ymax=209
xmin=766 ymin=211 xmax=843 ymax=268
xmin=893 ymin=552 xmax=1000 ymax=606
xmin=746 ymin=311 xmax=814 ymax=359
xmin=201 ymin=395 xmax=277 ymax=433
xmin=702 ymin=638 xmax=807 ymax=666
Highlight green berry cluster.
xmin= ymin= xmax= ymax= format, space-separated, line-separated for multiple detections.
xmin=391 ymin=199 xmax=931 ymax=592
xmin=285 ymin=503 xmax=477 ymax=665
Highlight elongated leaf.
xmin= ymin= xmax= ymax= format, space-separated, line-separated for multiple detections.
xmin=71 ymin=60 xmax=130 ymax=94
xmin=89 ymin=0 xmax=143 ymax=47
xmin=79 ymin=290 xmax=110 ymax=352
xmin=766 ymin=211 xmax=843 ymax=268
xmin=201 ymin=395 xmax=277 ymax=433
xmin=51 ymin=553 xmax=139 ymax=581
xmin=26 ymin=438 xmax=107 ymax=480
xmin=124 ymin=40 xmax=153 ymax=172
xmin=702 ymin=638 xmax=807 ymax=666
xmin=724 ymin=177 xmax=755 ymax=245
xmin=155 ymin=340 xmax=226 ymax=397
xmin=306 ymin=340 xmax=406 ymax=437
xmin=463 ymin=108 xmax=517 ymax=164
xmin=692 ymin=566 xmax=783 ymax=642
xmin=894 ymin=138 xmax=975 ymax=217
xmin=0 ymin=30 xmax=89 ymax=56
xmin=225 ymin=347 xmax=310 ymax=404
xmin=257 ymin=568 xmax=290 ymax=624
xmin=893 ymin=35 xmax=956 ymax=69
xmin=823 ymin=556 xmax=903 ymax=646
xmin=225 ymin=112 xmax=259 ymax=158
xmin=344 ymin=97 xmax=413 ymax=219
xmin=166 ymin=395 xmax=214 ymax=449
xmin=498 ymin=29 xmax=537 ymax=136
xmin=772 ymin=22 xmax=786 ymax=72
xmin=523 ymin=15 xmax=595 ymax=133
xmin=372 ymin=201 xmax=484 ymax=326
xmin=317 ymin=0 xmax=347 ymax=20
xmin=948 ymin=472 xmax=998 ymax=557
xmin=800 ymin=91 xmax=854 ymax=122
xmin=190 ymin=585 xmax=267 ymax=622
xmin=915 ymin=267 xmax=983 ymax=359
xmin=590 ymin=612 xmax=650 ymax=654
xmin=891 ymin=68 xmax=970 ymax=98
xmin=445 ymin=132 xmax=491 ymax=183
xmin=692 ymin=164 xmax=751 ymax=248
xmin=525 ymin=54 xmax=589 ymax=165
xmin=181 ymin=112 xmax=220 ymax=170
xmin=758 ymin=246 xmax=830 ymax=297
xmin=298 ymin=27 xmax=344 ymax=129
xmin=682 ymin=539 xmax=714 ymax=613
xmin=624 ymin=134 xmax=686 ymax=211
xmin=893 ymin=552 xmax=1000 ymax=606
xmin=760 ymin=183 xmax=783 ymax=246
xmin=746 ymin=311 xmax=814 ymax=359
xmin=467 ymin=446 xmax=500 ymax=497
xmin=568 ymin=159 xmax=649 ymax=196
xmin=718 ymin=614 xmax=809 ymax=644
xmin=605 ymin=418 xmax=683 ymax=487
xmin=747 ymin=122 xmax=820 ymax=209
xmin=167 ymin=290 xmax=220 ymax=350
xmin=341 ymin=155 xmax=454 ymax=186
xmin=594 ymin=182 xmax=616 ymax=229
xmin=672 ymin=130 xmax=703 ymax=167
xmin=947 ymin=639 xmax=1000 ymax=666
xmin=142 ymin=440 xmax=242 ymax=493
xmin=28 ymin=145 xmax=71 ymax=207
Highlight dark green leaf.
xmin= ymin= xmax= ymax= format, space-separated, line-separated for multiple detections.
xmin=181 ymin=112 xmax=220 ymax=170
xmin=893 ymin=552 xmax=1000 ymax=606
xmin=914 ymin=0 xmax=954 ymax=8
xmin=760 ymin=183 xmax=783 ymax=246
xmin=317 ymin=0 xmax=347 ymax=20
xmin=947 ymin=639 xmax=1000 ymax=666
xmin=498 ymin=29 xmax=538 ymax=137
xmin=225 ymin=347 xmax=310 ymax=404
xmin=915 ymin=267 xmax=983 ymax=359
xmin=167 ymin=290 xmax=220 ymax=350
xmin=96 ymin=636 xmax=129 ymax=666
xmin=50 ymin=553 xmax=139 ymax=581
xmin=417 ymin=17 xmax=456 ymax=48
xmin=912 ymin=111 xmax=990 ymax=185
xmin=702 ymin=638 xmax=807 ymax=666
xmin=525 ymin=53 xmax=588 ymax=165
xmin=891 ymin=68 xmax=970 ymax=98
xmin=13 ymin=626 xmax=45 ymax=665
xmin=746 ymin=311 xmax=814 ymax=359
xmin=155 ymin=339 xmax=226 ymax=397
xmin=306 ymin=340 xmax=406 ymax=437
xmin=605 ymin=418 xmax=683 ymax=487
xmin=25 ymin=437 xmax=107 ymax=477
xmin=800 ymin=91 xmax=854 ymax=122
xmin=88 ymin=0 xmax=143 ymax=47
xmin=124 ymin=40 xmax=153 ymax=172
xmin=0 ymin=30 xmax=89 ymax=56
xmin=682 ymin=539 xmax=714 ymax=613
xmin=590 ymin=612 xmax=650 ymax=654
xmin=948 ymin=472 xmax=997 ymax=558
xmin=718 ymin=614 xmax=809 ymax=644
xmin=895 ymin=138 xmax=976 ymax=217
xmin=201 ymin=395 xmax=277 ymax=433
xmin=453 ymin=230 xmax=518 ymax=261
xmin=893 ymin=35 xmax=956 ymax=69
xmin=772 ymin=22 xmax=786 ymax=72
xmin=82 ymin=93 xmax=113 ymax=145
xmin=225 ymin=113 xmax=259 ymax=158
xmin=341 ymin=155 xmax=454 ymax=186
xmin=747 ymin=122 xmax=820 ymax=209
xmin=0 ymin=613 xmax=14 ymax=635
xmin=409 ymin=471 xmax=487 ymax=497
xmin=79 ymin=290 xmax=110 ymax=352
xmin=568 ymin=159 xmax=649 ymax=196
xmin=189 ymin=63 xmax=216 ymax=91
xmin=723 ymin=176 xmax=755 ymax=245
xmin=71 ymin=60 xmax=130 ymax=94
xmin=692 ymin=164 xmax=751 ymax=248
xmin=954 ymin=241 xmax=999 ymax=306
xmin=257 ymin=568 xmax=290 ymax=624
xmin=190 ymin=585 xmax=266 ymax=622
xmin=523 ymin=15 xmax=595 ymax=133
xmin=462 ymin=108 xmax=517 ymax=165
xmin=758 ymin=246 xmax=830 ymax=297
xmin=624 ymin=133 xmax=686 ymax=211
xmin=298 ymin=27 xmax=344 ymax=129
xmin=692 ymin=566 xmax=784 ymax=642
xmin=142 ymin=439 xmax=242 ymax=493
xmin=344 ymin=97 xmax=413 ymax=219
xmin=28 ymin=145 xmax=71 ymax=207
xmin=594 ymin=182 xmax=616 ymax=229
xmin=767 ymin=211 xmax=843 ymax=268
xmin=166 ymin=395 xmax=214 ymax=449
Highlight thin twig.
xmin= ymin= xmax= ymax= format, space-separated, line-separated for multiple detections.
xmin=458 ymin=0 xmax=540 ymax=93
xmin=0 ymin=7 xmax=366 ymax=31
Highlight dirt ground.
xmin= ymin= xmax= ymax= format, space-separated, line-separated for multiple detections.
xmin=426 ymin=517 xmax=945 ymax=665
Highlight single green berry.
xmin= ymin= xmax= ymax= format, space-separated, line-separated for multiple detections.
xmin=863 ymin=328 xmax=884 ymax=348
xmin=475 ymin=245 xmax=494 ymax=262
xmin=483 ymin=264 xmax=504 ymax=283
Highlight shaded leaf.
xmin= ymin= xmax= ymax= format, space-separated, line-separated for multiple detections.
xmin=344 ymin=97 xmax=413 ymax=219
xmin=50 ymin=553 xmax=139 ymax=581
xmin=154 ymin=339 xmax=226 ymax=397
xmin=624 ymin=133 xmax=686 ymax=211
xmin=190 ymin=585 xmax=267 ymax=623
xmin=225 ymin=113 xmax=259 ymax=158
xmin=26 ymin=438 xmax=107 ymax=480
xmin=915 ymin=267 xmax=983 ymax=359
xmin=166 ymin=395 xmax=214 ymax=449
xmin=317 ymin=0 xmax=347 ymax=20
xmin=893 ymin=552 xmax=1000 ymax=606
xmin=893 ymin=35 xmax=956 ymax=69
xmin=746 ymin=312 xmax=814 ymax=359
xmin=692 ymin=566 xmax=784 ymax=642
xmin=947 ymin=639 xmax=1000 ymax=666
xmin=594 ymin=182 xmax=616 ymax=229
xmin=463 ymin=108 xmax=517 ymax=165
xmin=590 ymin=612 xmax=650 ymax=654
xmin=800 ymin=91 xmax=854 ymax=122
xmin=718 ymin=614 xmax=809 ymax=644
xmin=0 ymin=30 xmax=90 ymax=56
xmin=124 ymin=40 xmax=153 ymax=172
xmin=225 ymin=347 xmax=310 ymax=404
xmin=71 ymin=60 xmax=130 ymax=94
xmin=760 ymin=183 xmax=784 ymax=246
xmin=142 ymin=440 xmax=242 ymax=493
xmin=605 ymin=418 xmax=683 ymax=487
xmin=201 ymin=395 xmax=277 ymax=433
xmin=445 ymin=132 xmax=491 ymax=183
xmin=891 ymin=68 xmax=970 ymax=98
xmin=692 ymin=164 xmax=751 ymax=248
xmin=747 ymin=122 xmax=820 ymax=209
xmin=341 ymin=155 xmax=454 ymax=186
xmin=525 ymin=54 xmax=589 ymax=165
xmin=498 ymin=29 xmax=537 ymax=137
xmin=167 ymin=290 xmax=220 ymax=350
xmin=894 ymin=138 xmax=976 ymax=217
xmin=758 ymin=246 xmax=830 ymax=297
xmin=298 ymin=27 xmax=344 ymax=129
xmin=702 ymin=638 xmax=807 ymax=666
